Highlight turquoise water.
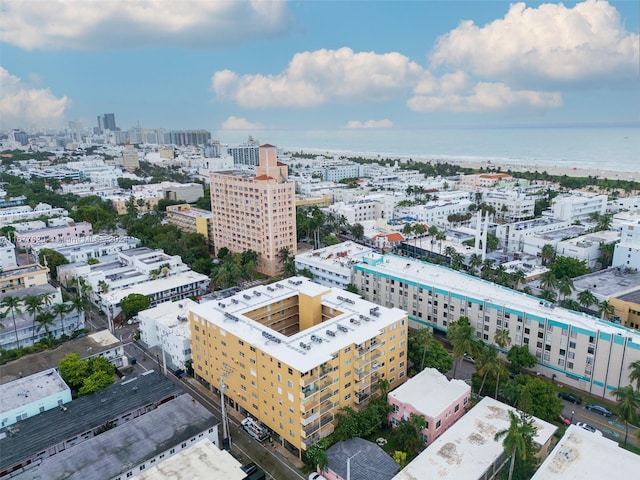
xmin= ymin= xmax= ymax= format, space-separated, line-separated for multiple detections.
xmin=274 ymin=126 xmax=640 ymax=173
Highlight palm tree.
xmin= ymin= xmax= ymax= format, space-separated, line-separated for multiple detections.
xmin=494 ymin=328 xmax=512 ymax=352
xmin=469 ymin=253 xmax=482 ymax=275
xmin=577 ymin=289 xmax=598 ymax=310
xmin=412 ymin=223 xmax=426 ymax=248
xmin=540 ymin=243 xmax=555 ymax=266
xmin=448 ymin=316 xmax=476 ymax=377
xmin=436 ymin=231 xmax=446 ymax=254
xmin=428 ymin=225 xmax=439 ymax=252
xmin=450 ymin=252 xmax=464 ymax=271
xmin=611 ymin=385 xmax=640 ymax=446
xmin=539 ymin=271 xmax=558 ymax=295
xmin=40 ymin=292 xmax=53 ymax=309
xmin=557 ymin=276 xmax=575 ymax=300
xmin=35 ymin=311 xmax=56 ymax=338
xmin=510 ymin=270 xmax=526 ymax=290
xmin=628 ymin=360 xmax=640 ymax=390
xmin=24 ymin=294 xmax=44 ymax=344
xmin=52 ymin=303 xmax=71 ymax=335
xmin=70 ymin=296 xmax=87 ymax=331
xmin=476 ymin=345 xmax=500 ymax=396
xmin=494 ymin=411 xmax=537 ymax=480
xmin=1 ymin=295 xmax=22 ymax=348
xmin=597 ymin=300 xmax=615 ymax=320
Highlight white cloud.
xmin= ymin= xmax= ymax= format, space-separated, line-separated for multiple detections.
xmin=345 ymin=119 xmax=394 ymax=129
xmin=430 ymin=0 xmax=639 ymax=86
xmin=212 ymin=47 xmax=424 ymax=108
xmin=0 ymin=0 xmax=292 ymax=50
xmin=0 ymin=67 xmax=70 ymax=128
xmin=220 ymin=116 xmax=264 ymax=130
xmin=408 ymin=82 xmax=562 ymax=113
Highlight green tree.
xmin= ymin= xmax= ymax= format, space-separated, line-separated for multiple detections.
xmin=507 ymin=346 xmax=537 ymax=374
xmin=597 ymin=300 xmax=615 ymax=320
xmin=549 ymin=256 xmax=589 ymax=279
xmin=120 ymin=293 xmax=150 ymax=320
xmin=540 ymin=244 xmax=555 ymax=266
xmin=24 ymin=294 xmax=44 ymax=344
xmin=58 ymin=353 xmax=89 ymax=389
xmin=305 ymin=444 xmax=329 ymax=471
xmin=628 ymin=360 xmax=640 ymax=390
xmin=78 ymin=370 xmax=115 ymax=396
xmin=52 ymin=303 xmax=71 ymax=335
xmin=38 ymin=248 xmax=69 ymax=280
xmin=392 ymin=451 xmax=408 ymax=469
xmin=393 ymin=413 xmax=427 ymax=456
xmin=468 ymin=253 xmax=482 ymax=275
xmin=350 ymin=223 xmax=365 ymax=241
xmin=345 ymin=283 xmax=359 ymax=294
xmin=494 ymin=328 xmax=512 ymax=352
xmin=557 ymin=276 xmax=575 ymax=300
xmin=539 ymin=271 xmax=558 ymax=296
xmin=611 ymin=385 xmax=640 ymax=446
xmin=1 ymin=295 xmax=22 ymax=348
xmin=513 ymin=376 xmax=563 ymax=421
xmin=494 ymin=411 xmax=538 ymax=480
xmin=35 ymin=311 xmax=56 ymax=337
xmin=476 ymin=345 xmax=501 ymax=397
xmin=448 ymin=316 xmax=477 ymax=377
xmin=577 ymin=289 xmax=598 ymax=310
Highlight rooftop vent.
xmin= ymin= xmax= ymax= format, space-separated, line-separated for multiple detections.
xmin=262 ymin=331 xmax=281 ymax=344
xmin=326 ymin=330 xmax=336 ymax=337
xmin=337 ymin=324 xmax=348 ymax=333
xmin=350 ymin=318 xmax=361 ymax=325
xmin=243 ymin=294 xmax=251 ymax=300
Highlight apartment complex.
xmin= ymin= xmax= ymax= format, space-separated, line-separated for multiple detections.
xmin=210 ymin=144 xmax=296 ymax=276
xmin=352 ymin=253 xmax=640 ymax=400
xmin=189 ymin=277 xmax=408 ymax=457
xmin=0 ymin=264 xmax=49 ymax=294
xmin=166 ymin=204 xmax=214 ymax=248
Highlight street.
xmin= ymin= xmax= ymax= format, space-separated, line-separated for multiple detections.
xmin=123 ymin=341 xmax=306 ymax=480
xmin=560 ymin=400 xmax=638 ymax=446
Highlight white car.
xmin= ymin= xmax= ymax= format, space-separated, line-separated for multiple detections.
xmin=576 ymin=422 xmax=602 ymax=436
xmin=309 ymin=474 xmax=328 ymax=480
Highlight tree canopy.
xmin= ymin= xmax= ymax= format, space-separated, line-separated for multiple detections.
xmin=58 ymin=353 xmax=116 ymax=396
xmin=120 ymin=293 xmax=150 ymax=319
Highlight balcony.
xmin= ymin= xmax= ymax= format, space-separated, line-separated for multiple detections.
xmin=301 ymin=373 xmax=319 ymax=388
xmin=319 ymin=390 xmax=334 ymax=403
xmin=302 ymin=422 xmax=320 ymax=437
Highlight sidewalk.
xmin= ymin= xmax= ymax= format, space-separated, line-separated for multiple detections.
xmin=185 ymin=377 xmax=307 ymax=470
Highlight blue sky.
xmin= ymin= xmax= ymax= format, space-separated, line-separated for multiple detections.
xmin=1 ymin=0 xmax=638 ymax=146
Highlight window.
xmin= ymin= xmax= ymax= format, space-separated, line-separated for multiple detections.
xmin=436 ymin=420 xmax=441 ymax=429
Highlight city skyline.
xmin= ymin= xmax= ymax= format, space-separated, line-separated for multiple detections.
xmin=1 ymin=0 xmax=638 ymax=147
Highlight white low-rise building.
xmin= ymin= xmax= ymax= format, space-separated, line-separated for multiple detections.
xmin=531 ymin=424 xmax=640 ymax=479
xmin=392 ymin=397 xmax=556 ymax=480
xmin=395 ymin=199 xmax=473 ymax=229
xmin=0 ymin=203 xmax=68 ymax=226
xmin=14 ymin=221 xmax=94 ymax=249
xmin=483 ymin=189 xmax=536 ymax=222
xmin=612 ymin=214 xmax=640 ymax=271
xmin=295 ymin=241 xmax=375 ymax=288
xmin=0 ymin=236 xmax=17 ymax=270
xmin=0 ymin=368 xmax=71 ymax=428
xmin=548 ymin=192 xmax=607 ymax=222
xmin=139 ymin=299 xmax=197 ymax=370
xmin=496 ymin=218 xmax=573 ymax=253
xmin=31 ymin=234 xmax=140 ymax=264
xmin=556 ymin=230 xmax=620 ymax=270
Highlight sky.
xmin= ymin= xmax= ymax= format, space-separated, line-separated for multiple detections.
xmin=1 ymin=0 xmax=638 ymax=146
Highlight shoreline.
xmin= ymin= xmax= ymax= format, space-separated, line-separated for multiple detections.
xmin=292 ymin=148 xmax=640 ymax=182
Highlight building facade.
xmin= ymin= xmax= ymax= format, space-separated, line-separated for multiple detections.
xmin=0 ymin=236 xmax=17 ymax=270
xmin=14 ymin=222 xmax=93 ymax=249
xmin=352 ymin=253 xmax=640 ymax=400
xmin=166 ymin=204 xmax=214 ymax=248
xmin=210 ymin=144 xmax=296 ymax=276
xmin=189 ymin=277 xmax=408 ymax=457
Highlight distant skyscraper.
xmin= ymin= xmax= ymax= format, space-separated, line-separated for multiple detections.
xmin=227 ymin=135 xmax=261 ymax=166
xmin=97 ymin=113 xmax=117 ymax=133
xmin=210 ymin=144 xmax=296 ymax=276
xmin=9 ymin=129 xmax=28 ymax=146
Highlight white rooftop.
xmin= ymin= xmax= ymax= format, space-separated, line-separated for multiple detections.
xmin=139 ymin=298 xmax=198 ymax=338
xmin=0 ymin=368 xmax=70 ymax=413
xmin=531 ymin=425 xmax=640 ymax=479
xmin=101 ymin=271 xmax=209 ymax=306
xmin=88 ymin=329 xmax=121 ymax=348
xmin=131 ymin=438 xmax=247 ymax=480
xmin=358 ymin=253 xmax=640 ymax=343
xmin=392 ymin=397 xmax=557 ymax=480
xmin=190 ymin=276 xmax=407 ymax=373
xmin=388 ymin=368 xmax=470 ymax=418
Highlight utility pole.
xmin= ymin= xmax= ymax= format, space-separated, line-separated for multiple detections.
xmin=220 ymin=367 xmax=234 ymax=450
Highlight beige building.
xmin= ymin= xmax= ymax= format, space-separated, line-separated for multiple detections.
xmin=122 ymin=144 xmax=140 ymax=171
xmin=166 ymin=204 xmax=214 ymax=249
xmin=0 ymin=264 xmax=49 ymax=294
xmin=189 ymin=277 xmax=408 ymax=457
xmin=210 ymin=144 xmax=296 ymax=276
xmin=610 ymin=288 xmax=640 ymax=331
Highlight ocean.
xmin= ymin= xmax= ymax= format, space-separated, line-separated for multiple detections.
xmin=271 ymin=126 xmax=640 ymax=173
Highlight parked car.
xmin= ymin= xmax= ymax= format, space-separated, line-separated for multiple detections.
xmin=558 ymin=392 xmax=582 ymax=404
xmin=576 ymin=422 xmax=603 ymax=435
xmin=558 ymin=414 xmax=571 ymax=426
xmin=463 ymin=353 xmax=475 ymax=364
xmin=309 ymin=474 xmax=328 ymax=480
xmin=585 ymin=404 xmax=613 ymax=417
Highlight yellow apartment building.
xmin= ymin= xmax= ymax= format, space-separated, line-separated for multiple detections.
xmin=610 ymin=289 xmax=640 ymax=331
xmin=166 ymin=204 xmax=214 ymax=250
xmin=210 ymin=144 xmax=296 ymax=276
xmin=0 ymin=264 xmax=49 ymax=294
xmin=189 ymin=277 xmax=408 ymax=457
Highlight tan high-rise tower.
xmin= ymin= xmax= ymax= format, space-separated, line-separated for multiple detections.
xmin=210 ymin=144 xmax=296 ymax=276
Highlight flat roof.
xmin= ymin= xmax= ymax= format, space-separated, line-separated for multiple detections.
xmin=190 ymin=276 xmax=407 ymax=373
xmin=295 ymin=241 xmax=375 ymax=270
xmin=0 ymin=369 xmax=69 ymax=414
xmin=571 ymin=268 xmax=640 ymax=299
xmin=139 ymin=299 xmax=197 ymax=338
xmin=388 ymin=368 xmax=470 ymax=418
xmin=12 ymin=394 xmax=218 ymax=480
xmin=0 ymin=264 xmax=47 ymax=280
xmin=0 ymin=330 xmax=122 ymax=385
xmin=101 ymin=271 xmax=210 ymax=305
xmin=392 ymin=397 xmax=557 ymax=480
xmin=531 ymin=425 xmax=640 ymax=479
xmin=0 ymin=371 xmax=182 ymax=473
xmin=615 ymin=287 xmax=640 ymax=304
xmin=357 ymin=254 xmax=640 ymax=343
xmin=131 ymin=438 xmax=247 ymax=480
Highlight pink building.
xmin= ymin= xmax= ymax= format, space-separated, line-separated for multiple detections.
xmin=14 ymin=221 xmax=93 ymax=249
xmin=210 ymin=144 xmax=296 ymax=276
xmin=388 ymin=367 xmax=470 ymax=445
